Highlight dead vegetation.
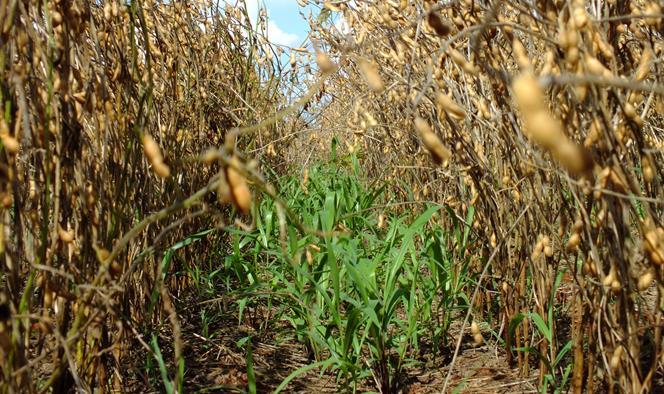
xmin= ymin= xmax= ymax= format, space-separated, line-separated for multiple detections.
xmin=309 ymin=0 xmax=664 ymax=391
xmin=1 ymin=0 xmax=663 ymax=393
xmin=0 ymin=0 xmax=288 ymax=391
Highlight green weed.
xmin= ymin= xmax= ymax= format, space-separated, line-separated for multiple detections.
xmin=210 ymin=154 xmax=477 ymax=392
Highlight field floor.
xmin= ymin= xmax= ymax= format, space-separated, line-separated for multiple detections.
xmin=124 ymin=291 xmax=540 ymax=393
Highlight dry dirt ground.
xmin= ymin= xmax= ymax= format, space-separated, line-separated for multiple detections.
xmin=123 ymin=295 xmax=539 ymax=394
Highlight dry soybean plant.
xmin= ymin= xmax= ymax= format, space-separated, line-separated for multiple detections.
xmin=0 ymin=0 xmax=298 ymax=391
xmin=1 ymin=0 xmax=664 ymax=392
xmin=311 ymin=0 xmax=664 ymax=391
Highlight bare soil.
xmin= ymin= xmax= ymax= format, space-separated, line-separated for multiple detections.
xmin=122 ymin=295 xmax=539 ymax=393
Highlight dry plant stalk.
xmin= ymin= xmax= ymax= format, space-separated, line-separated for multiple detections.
xmin=0 ymin=0 xmax=288 ymax=391
xmin=311 ymin=0 xmax=664 ymax=392
xmin=0 ymin=0 xmax=662 ymax=392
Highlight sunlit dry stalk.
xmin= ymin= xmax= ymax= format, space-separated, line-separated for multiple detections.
xmin=0 ymin=0 xmax=297 ymax=391
xmin=314 ymin=0 xmax=664 ymax=391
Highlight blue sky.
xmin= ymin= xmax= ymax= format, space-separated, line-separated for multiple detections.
xmin=244 ymin=0 xmax=314 ymax=48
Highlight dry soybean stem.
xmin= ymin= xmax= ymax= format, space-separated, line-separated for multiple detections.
xmin=442 ymin=203 xmax=531 ymax=393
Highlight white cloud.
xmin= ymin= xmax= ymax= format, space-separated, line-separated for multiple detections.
xmin=245 ymin=0 xmax=259 ymax=23
xmin=333 ymin=14 xmax=349 ymax=34
xmin=242 ymin=0 xmax=300 ymax=47
xmin=267 ymin=20 xmax=300 ymax=47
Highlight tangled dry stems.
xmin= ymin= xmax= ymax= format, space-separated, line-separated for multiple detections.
xmin=0 ymin=0 xmax=290 ymax=391
xmin=311 ymin=0 xmax=663 ymax=392
xmin=0 ymin=0 xmax=663 ymax=392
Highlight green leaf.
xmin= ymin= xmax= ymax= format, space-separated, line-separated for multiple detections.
xmin=345 ymin=260 xmax=369 ymax=302
xmin=343 ymin=308 xmax=363 ymax=356
xmin=508 ymin=313 xmax=527 ymax=339
xmin=362 ymin=301 xmax=382 ymax=330
xmin=529 ymin=312 xmax=552 ymax=342
xmin=322 ymin=192 xmax=336 ymax=233
xmin=407 ymin=205 xmax=441 ymax=233
xmin=274 ymin=359 xmax=336 ymax=393
xmin=553 ymin=340 xmax=573 ymax=367
xmin=385 ymin=288 xmax=408 ymax=329
xmin=462 ymin=205 xmax=475 ymax=250
xmin=236 ymin=336 xmax=250 ymax=349
xmin=150 ymin=335 xmax=174 ymax=394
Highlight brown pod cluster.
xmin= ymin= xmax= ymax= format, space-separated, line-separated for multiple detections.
xmin=635 ymin=46 xmax=654 ymax=81
xmin=219 ymin=156 xmax=252 ymax=215
xmin=532 ymin=234 xmax=553 ymax=260
xmin=96 ymin=246 xmax=121 ymax=278
xmin=142 ymin=134 xmax=170 ymax=178
xmin=643 ymin=2 xmax=662 ymax=28
xmin=512 ymin=38 xmax=530 ymax=70
xmin=201 ymin=147 xmax=221 ymax=164
xmin=643 ymin=219 xmax=664 ymax=265
xmin=610 ymin=345 xmax=624 ymax=371
xmin=602 ymin=265 xmax=622 ymax=293
xmin=638 ymin=271 xmax=654 ymax=291
xmin=642 ymin=155 xmax=655 ymax=183
xmin=358 ymin=59 xmax=384 ymax=92
xmin=377 ymin=214 xmax=386 ymax=229
xmin=414 ymin=117 xmax=451 ymax=165
xmin=57 ymin=224 xmax=75 ymax=244
xmin=436 ymin=92 xmax=466 ymax=120
xmin=316 ymin=52 xmax=336 ymax=73
xmin=512 ymin=73 xmax=591 ymax=174
xmin=301 ymin=168 xmax=309 ymax=194
xmin=446 ymin=48 xmax=479 ymax=75
xmin=471 ymin=321 xmax=483 ymax=345
xmin=566 ymin=218 xmax=583 ymax=252
xmin=0 ymin=119 xmax=19 ymax=154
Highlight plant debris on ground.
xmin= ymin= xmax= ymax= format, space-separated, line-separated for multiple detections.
xmin=0 ymin=0 xmax=663 ymax=393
